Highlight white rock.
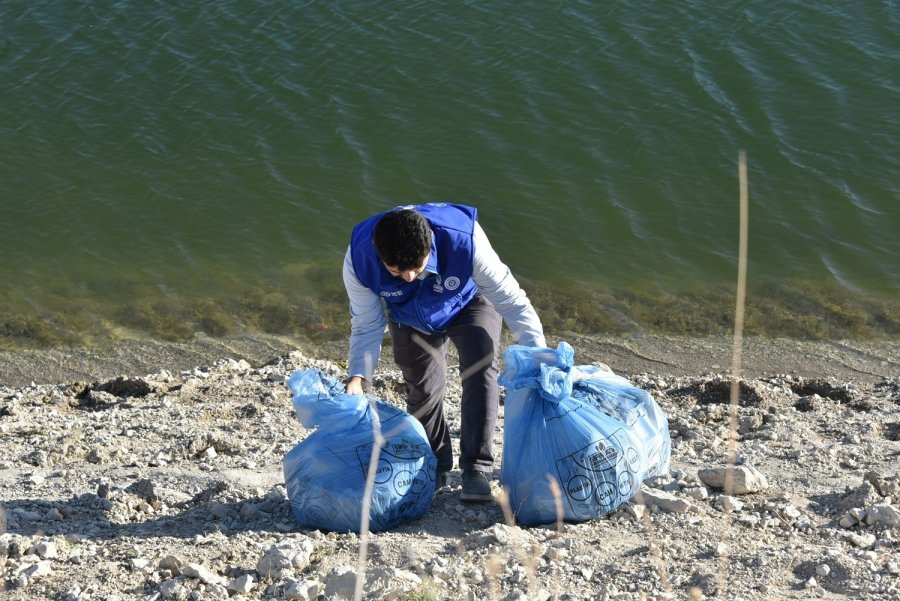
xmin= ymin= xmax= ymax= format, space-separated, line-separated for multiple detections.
xmin=284 ymin=578 xmax=319 ymax=600
xmin=206 ymin=583 xmax=230 ymax=599
xmin=698 ymin=465 xmax=768 ymax=494
xmin=256 ymin=538 xmax=315 ymax=579
xmin=324 ymin=565 xmax=357 ymax=599
xmin=616 ymin=503 xmax=645 ymax=521
xmin=36 ymin=542 xmax=58 ymax=559
xmin=718 ymin=496 xmax=744 ymax=512
xmin=839 ymin=515 xmax=857 ymax=528
xmin=849 ymin=507 xmax=867 ymax=521
xmin=816 ymin=564 xmax=831 ymax=577
xmin=182 ymin=562 xmax=224 ymax=585
xmin=682 ymin=486 xmax=709 ymax=500
xmin=636 ymin=488 xmax=693 ymax=514
xmin=865 ymin=504 xmax=900 ymax=528
xmin=463 ymin=523 xmax=530 ymax=548
xmin=23 ymin=560 xmax=53 ymax=578
xmin=62 ymin=586 xmax=82 ymax=601
xmin=227 ymin=574 xmax=255 ymax=594
xmin=845 ymin=532 xmax=877 ymax=549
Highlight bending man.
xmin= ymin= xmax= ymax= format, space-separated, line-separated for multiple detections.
xmin=343 ymin=203 xmax=545 ymax=502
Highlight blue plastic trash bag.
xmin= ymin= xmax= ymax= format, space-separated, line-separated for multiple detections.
xmin=499 ymin=342 xmax=671 ymax=526
xmin=282 ymin=369 xmax=437 ymax=532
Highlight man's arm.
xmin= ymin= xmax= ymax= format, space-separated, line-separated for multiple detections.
xmin=471 ymin=222 xmax=546 ymax=347
xmin=342 ymin=247 xmax=388 ymax=391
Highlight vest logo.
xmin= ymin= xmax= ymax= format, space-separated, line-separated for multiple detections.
xmin=432 ymin=275 xmax=443 ymax=294
xmin=444 ymin=276 xmax=461 ymax=291
xmin=381 ymin=290 xmax=405 ymax=297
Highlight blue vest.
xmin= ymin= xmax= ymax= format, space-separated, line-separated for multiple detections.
xmin=350 ymin=203 xmax=479 ymax=334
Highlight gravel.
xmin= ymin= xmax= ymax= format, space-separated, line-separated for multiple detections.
xmin=1 ymin=337 xmax=898 ymax=600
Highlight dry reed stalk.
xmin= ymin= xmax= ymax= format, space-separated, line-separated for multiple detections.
xmin=485 ymin=553 xmax=503 ymax=600
xmin=716 ymin=150 xmax=749 ymax=599
xmin=352 ymin=333 xmax=500 ymax=599
xmin=495 ymin=487 xmax=516 ymax=528
xmin=354 ymin=395 xmax=384 ymax=601
xmin=548 ymin=476 xmax=564 ymax=536
xmin=0 ymin=505 xmax=5 ymax=596
xmin=353 ymin=399 xmax=437 ymax=601
xmin=547 ymin=476 xmax=566 ymax=600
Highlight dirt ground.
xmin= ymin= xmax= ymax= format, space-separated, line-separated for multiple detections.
xmin=1 ymin=333 xmax=898 ymax=600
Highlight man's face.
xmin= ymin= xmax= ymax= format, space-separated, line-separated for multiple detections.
xmin=383 ymin=255 xmax=429 ymax=283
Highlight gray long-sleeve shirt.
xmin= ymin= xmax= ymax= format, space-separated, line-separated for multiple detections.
xmin=343 ymin=221 xmax=546 ymax=381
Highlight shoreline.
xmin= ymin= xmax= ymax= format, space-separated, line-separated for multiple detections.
xmin=1 ymin=331 xmax=897 ymax=389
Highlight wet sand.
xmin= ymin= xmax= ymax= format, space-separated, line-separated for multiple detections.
xmin=1 ymin=331 xmax=896 ymax=388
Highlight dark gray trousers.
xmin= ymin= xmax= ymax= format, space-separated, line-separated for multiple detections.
xmin=389 ymin=294 xmax=503 ymax=474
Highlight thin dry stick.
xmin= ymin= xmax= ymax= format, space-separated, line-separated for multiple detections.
xmin=717 ymin=150 xmax=749 ymax=598
xmin=547 ymin=476 xmax=564 ymax=535
xmin=547 ymin=476 xmax=565 ymax=600
xmin=354 ymin=396 xmax=384 ymax=601
xmin=354 ymin=333 xmax=497 ymax=599
xmin=0 ymin=506 xmax=5 ymax=596
xmin=495 ymin=486 xmax=517 ymax=527
xmin=485 ymin=553 xmax=503 ymax=601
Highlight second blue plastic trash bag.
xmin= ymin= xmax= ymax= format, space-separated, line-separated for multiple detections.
xmin=499 ymin=342 xmax=671 ymax=526
xmin=283 ymin=369 xmax=437 ymax=533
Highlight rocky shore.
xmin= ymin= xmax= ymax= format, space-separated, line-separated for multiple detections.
xmin=1 ymin=335 xmax=899 ymax=600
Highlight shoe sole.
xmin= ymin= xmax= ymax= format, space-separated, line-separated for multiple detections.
xmin=460 ymin=491 xmax=493 ymax=503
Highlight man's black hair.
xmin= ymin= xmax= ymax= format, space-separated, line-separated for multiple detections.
xmin=373 ymin=208 xmax=432 ymax=270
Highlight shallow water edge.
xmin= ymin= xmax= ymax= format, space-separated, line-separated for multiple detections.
xmin=1 ymin=270 xmax=898 ymax=354
xmin=1 ymin=329 xmax=896 ymax=390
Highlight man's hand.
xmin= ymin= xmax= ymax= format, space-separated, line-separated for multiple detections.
xmin=346 ymin=376 xmax=366 ymax=395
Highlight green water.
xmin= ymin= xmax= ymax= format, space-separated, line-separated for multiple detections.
xmin=2 ymin=1 xmax=899 ymax=351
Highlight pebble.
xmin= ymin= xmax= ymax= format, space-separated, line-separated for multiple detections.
xmin=158 ymin=555 xmax=183 ymax=575
xmin=158 ymin=579 xmax=183 ymax=599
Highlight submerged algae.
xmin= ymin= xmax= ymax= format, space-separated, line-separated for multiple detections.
xmin=1 ymin=268 xmax=898 ymax=352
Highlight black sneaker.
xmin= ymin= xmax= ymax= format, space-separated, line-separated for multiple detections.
xmin=460 ymin=469 xmax=493 ymax=503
